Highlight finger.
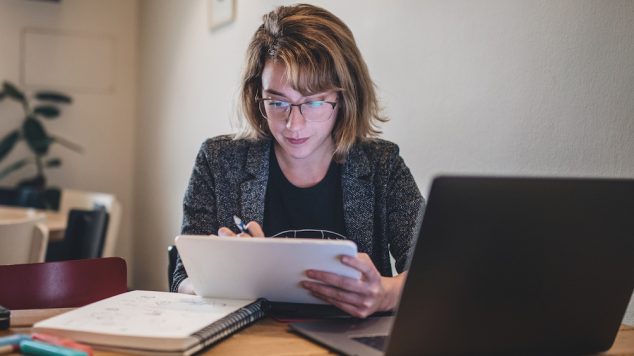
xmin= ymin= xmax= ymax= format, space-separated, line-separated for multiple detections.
xmin=237 ymin=232 xmax=253 ymax=238
xmin=245 ymin=221 xmax=265 ymax=237
xmin=218 ymin=227 xmax=237 ymax=237
xmin=177 ymin=278 xmax=196 ymax=295
xmin=302 ymin=280 xmax=364 ymax=306
xmin=341 ymin=254 xmax=379 ymax=281
xmin=306 ymin=270 xmax=363 ymax=292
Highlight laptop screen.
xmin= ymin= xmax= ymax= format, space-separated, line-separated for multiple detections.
xmin=387 ymin=176 xmax=634 ymax=355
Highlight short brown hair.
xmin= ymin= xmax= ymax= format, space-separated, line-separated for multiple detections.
xmin=238 ymin=3 xmax=387 ymax=162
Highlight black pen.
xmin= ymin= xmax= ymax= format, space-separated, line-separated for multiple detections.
xmin=233 ymin=215 xmax=248 ymax=234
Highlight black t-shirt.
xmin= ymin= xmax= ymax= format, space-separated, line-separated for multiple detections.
xmin=263 ymin=149 xmax=347 ymax=240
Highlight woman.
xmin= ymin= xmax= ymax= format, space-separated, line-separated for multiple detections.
xmin=172 ymin=3 xmax=424 ymax=319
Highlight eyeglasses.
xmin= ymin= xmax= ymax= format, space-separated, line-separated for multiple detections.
xmin=256 ymin=98 xmax=337 ymax=122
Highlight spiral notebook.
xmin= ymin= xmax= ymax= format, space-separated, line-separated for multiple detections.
xmin=32 ymin=290 xmax=267 ymax=356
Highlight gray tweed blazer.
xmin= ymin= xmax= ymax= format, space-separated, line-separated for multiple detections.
xmin=171 ymin=135 xmax=425 ymax=292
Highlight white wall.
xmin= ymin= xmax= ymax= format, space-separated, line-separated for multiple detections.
xmin=135 ymin=0 xmax=634 ymax=291
xmin=0 ymin=0 xmax=138 ymax=282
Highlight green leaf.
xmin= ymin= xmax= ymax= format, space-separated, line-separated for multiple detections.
xmin=50 ymin=135 xmax=83 ymax=153
xmin=22 ymin=117 xmax=50 ymax=155
xmin=0 ymin=158 xmax=31 ymax=180
xmin=0 ymin=130 xmax=20 ymax=161
xmin=34 ymin=105 xmax=61 ymax=119
xmin=45 ymin=157 xmax=62 ymax=168
xmin=35 ymin=91 xmax=72 ymax=104
xmin=2 ymin=81 xmax=26 ymax=103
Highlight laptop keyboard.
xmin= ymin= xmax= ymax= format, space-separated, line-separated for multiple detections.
xmin=352 ymin=335 xmax=388 ymax=351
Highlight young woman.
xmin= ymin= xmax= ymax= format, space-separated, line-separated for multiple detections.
xmin=172 ymin=4 xmax=424 ymax=318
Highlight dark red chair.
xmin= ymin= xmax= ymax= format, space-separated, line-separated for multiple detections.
xmin=0 ymin=257 xmax=127 ymax=310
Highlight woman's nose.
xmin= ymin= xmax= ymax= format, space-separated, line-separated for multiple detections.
xmin=285 ymin=105 xmax=306 ymax=130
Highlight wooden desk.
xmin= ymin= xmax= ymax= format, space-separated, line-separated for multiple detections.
xmin=0 ymin=205 xmax=66 ymax=241
xmin=4 ymin=309 xmax=634 ymax=355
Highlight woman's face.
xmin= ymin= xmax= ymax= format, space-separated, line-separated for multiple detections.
xmin=260 ymin=60 xmax=338 ymax=164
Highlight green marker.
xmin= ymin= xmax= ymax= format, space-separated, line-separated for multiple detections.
xmin=19 ymin=340 xmax=88 ymax=356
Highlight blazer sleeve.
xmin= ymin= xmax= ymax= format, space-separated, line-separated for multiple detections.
xmin=171 ymin=141 xmax=220 ymax=292
xmin=385 ymin=151 xmax=425 ymax=274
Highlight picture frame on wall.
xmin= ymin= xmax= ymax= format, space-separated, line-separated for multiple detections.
xmin=208 ymin=0 xmax=236 ymax=30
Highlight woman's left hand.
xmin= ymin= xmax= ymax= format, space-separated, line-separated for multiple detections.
xmin=301 ymin=253 xmax=407 ymax=318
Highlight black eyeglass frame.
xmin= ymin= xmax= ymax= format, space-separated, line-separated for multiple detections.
xmin=256 ymin=97 xmax=338 ymax=122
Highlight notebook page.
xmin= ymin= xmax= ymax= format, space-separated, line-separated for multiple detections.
xmin=34 ymin=290 xmax=256 ymax=339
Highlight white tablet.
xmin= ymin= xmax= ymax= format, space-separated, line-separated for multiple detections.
xmin=175 ymin=235 xmax=361 ymax=304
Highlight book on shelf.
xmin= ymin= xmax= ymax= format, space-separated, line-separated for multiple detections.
xmin=32 ymin=290 xmax=267 ymax=356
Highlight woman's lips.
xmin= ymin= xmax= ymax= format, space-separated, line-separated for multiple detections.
xmin=286 ymin=137 xmax=308 ymax=145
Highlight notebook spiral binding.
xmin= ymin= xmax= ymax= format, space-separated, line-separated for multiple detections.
xmin=192 ymin=298 xmax=269 ymax=348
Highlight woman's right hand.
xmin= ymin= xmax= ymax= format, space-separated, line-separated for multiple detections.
xmin=217 ymin=221 xmax=265 ymax=238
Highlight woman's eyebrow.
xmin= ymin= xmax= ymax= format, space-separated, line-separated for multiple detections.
xmin=262 ymin=89 xmax=287 ymax=98
xmin=305 ymin=93 xmax=328 ymax=100
xmin=263 ymin=88 xmax=331 ymax=101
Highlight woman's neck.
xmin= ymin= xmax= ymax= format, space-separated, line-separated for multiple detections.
xmin=273 ymin=142 xmax=334 ymax=188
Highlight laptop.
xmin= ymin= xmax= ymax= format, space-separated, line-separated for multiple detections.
xmin=290 ymin=176 xmax=634 ymax=355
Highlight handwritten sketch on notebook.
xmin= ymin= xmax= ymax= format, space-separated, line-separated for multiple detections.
xmin=33 ymin=290 xmax=265 ymax=355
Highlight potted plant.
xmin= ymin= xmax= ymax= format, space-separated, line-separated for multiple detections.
xmin=0 ymin=80 xmax=81 ymax=209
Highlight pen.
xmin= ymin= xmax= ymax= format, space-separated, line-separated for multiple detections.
xmin=0 ymin=334 xmax=31 ymax=346
xmin=233 ymin=215 xmax=248 ymax=234
xmin=20 ymin=339 xmax=88 ymax=356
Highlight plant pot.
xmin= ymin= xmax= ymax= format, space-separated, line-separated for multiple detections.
xmin=0 ymin=186 xmax=60 ymax=210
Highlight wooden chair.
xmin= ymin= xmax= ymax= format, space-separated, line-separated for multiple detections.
xmin=59 ymin=189 xmax=122 ymax=257
xmin=0 ymin=209 xmax=48 ymax=264
xmin=0 ymin=257 xmax=127 ymax=310
xmin=46 ymin=208 xmax=109 ymax=261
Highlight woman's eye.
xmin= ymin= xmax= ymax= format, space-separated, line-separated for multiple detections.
xmin=305 ymin=101 xmax=325 ymax=108
xmin=268 ymin=100 xmax=288 ymax=108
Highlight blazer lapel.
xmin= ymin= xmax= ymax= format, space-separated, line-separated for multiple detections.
xmin=240 ymin=139 xmax=271 ymax=226
xmin=342 ymin=144 xmax=375 ymax=253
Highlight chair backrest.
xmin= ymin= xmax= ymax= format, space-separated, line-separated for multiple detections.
xmin=0 ymin=257 xmax=127 ymax=309
xmin=59 ymin=189 xmax=121 ymax=257
xmin=46 ymin=208 xmax=109 ymax=261
xmin=0 ymin=208 xmax=49 ymax=264
xmin=167 ymin=245 xmax=178 ymax=290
